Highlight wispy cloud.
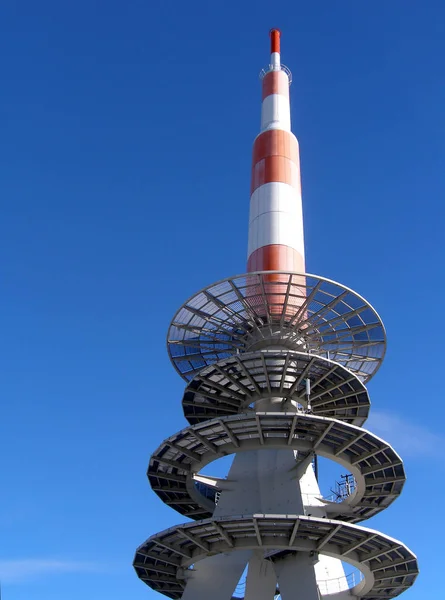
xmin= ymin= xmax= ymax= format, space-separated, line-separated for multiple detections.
xmin=366 ymin=411 xmax=444 ymax=458
xmin=0 ymin=559 xmax=100 ymax=583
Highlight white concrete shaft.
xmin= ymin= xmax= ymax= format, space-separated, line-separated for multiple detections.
xmin=300 ymin=460 xmax=348 ymax=587
xmin=245 ymin=552 xmax=277 ymax=600
xmin=213 ymin=448 xmax=305 ymax=517
xmin=275 ymin=552 xmax=320 ymax=600
xmin=212 ymin=444 xmax=346 ymax=592
xmin=300 ymin=459 xmax=330 ymax=518
xmin=181 ymin=550 xmax=252 ymax=600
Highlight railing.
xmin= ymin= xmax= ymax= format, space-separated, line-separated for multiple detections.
xmin=197 ymin=487 xmax=356 ymax=511
xmin=259 ymin=63 xmax=293 ymax=84
xmin=317 ymin=571 xmax=364 ymax=595
xmin=234 ymin=570 xmax=363 ymax=599
xmin=301 ymin=488 xmax=356 ymax=507
xmin=194 ymin=480 xmax=219 ymax=503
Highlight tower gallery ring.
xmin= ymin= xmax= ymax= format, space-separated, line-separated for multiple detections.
xmin=134 ymin=515 xmax=418 ymax=600
xmin=167 ymin=272 xmax=386 ymax=384
xmin=182 ymin=350 xmax=371 ymax=426
xmin=148 ymin=412 xmax=405 ymax=523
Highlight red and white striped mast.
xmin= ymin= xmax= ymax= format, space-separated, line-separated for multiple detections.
xmin=248 ymin=29 xmax=305 ymax=275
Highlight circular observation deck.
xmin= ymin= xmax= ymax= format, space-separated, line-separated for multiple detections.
xmin=148 ymin=413 xmax=405 ymax=523
xmin=167 ymin=272 xmax=386 ymax=384
xmin=182 ymin=351 xmax=370 ymax=427
xmin=134 ymin=514 xmax=418 ymax=600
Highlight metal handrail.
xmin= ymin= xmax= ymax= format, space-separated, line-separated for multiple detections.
xmin=234 ymin=570 xmax=363 ymax=598
xmin=259 ymin=64 xmax=293 ymax=84
xmin=300 ymin=485 xmax=357 ymax=506
xmin=317 ymin=571 xmax=364 ymax=595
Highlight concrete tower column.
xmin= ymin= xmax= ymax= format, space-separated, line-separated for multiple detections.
xmin=214 ymin=448 xmax=306 ymax=518
xmin=244 ymin=552 xmax=277 ymax=600
xmin=274 ymin=552 xmax=320 ymax=600
xmin=181 ymin=551 xmax=252 ymax=600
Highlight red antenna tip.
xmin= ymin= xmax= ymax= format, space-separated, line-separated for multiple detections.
xmin=270 ymin=28 xmax=281 ymax=54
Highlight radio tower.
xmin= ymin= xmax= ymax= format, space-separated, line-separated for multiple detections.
xmin=133 ymin=30 xmax=418 ymax=600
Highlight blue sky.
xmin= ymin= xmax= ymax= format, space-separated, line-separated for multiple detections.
xmin=0 ymin=1 xmax=444 ymax=598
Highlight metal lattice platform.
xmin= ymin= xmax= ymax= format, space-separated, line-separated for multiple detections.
xmin=183 ymin=351 xmax=370 ymax=427
xmin=168 ymin=272 xmax=386 ymax=383
xmin=134 ymin=514 xmax=418 ymax=600
xmin=148 ymin=413 xmax=405 ymax=523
